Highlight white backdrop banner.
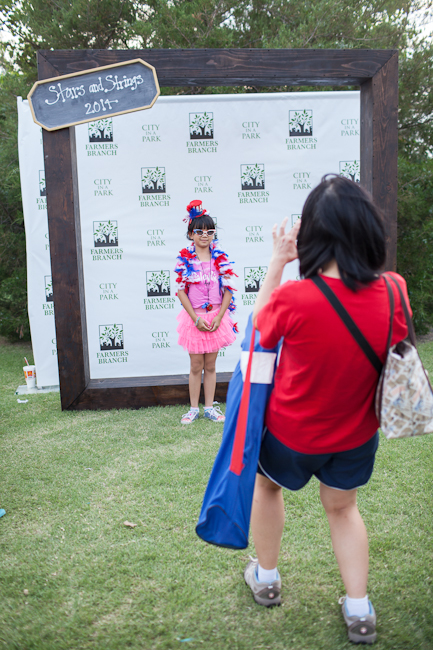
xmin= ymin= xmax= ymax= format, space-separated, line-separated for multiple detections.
xmin=18 ymin=98 xmax=58 ymax=388
xmin=19 ymin=91 xmax=360 ymax=383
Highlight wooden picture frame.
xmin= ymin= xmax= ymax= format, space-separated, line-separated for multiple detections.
xmin=38 ymin=48 xmax=398 ymax=410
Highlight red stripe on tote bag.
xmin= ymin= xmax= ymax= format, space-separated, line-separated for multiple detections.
xmin=229 ymin=325 xmax=256 ymax=475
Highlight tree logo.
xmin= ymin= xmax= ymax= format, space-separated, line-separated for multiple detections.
xmin=88 ymin=119 xmax=113 ymax=142
xmin=146 ymin=271 xmax=171 ymax=297
xmin=39 ymin=170 xmax=46 ymax=196
xmin=44 ymin=276 xmax=53 ymax=302
xmin=99 ymin=324 xmax=124 ymax=351
xmin=240 ymin=164 xmax=265 ymax=191
xmin=291 ymin=214 xmax=301 ymax=227
xmin=289 ymin=110 xmax=313 ymax=137
xmin=93 ymin=221 xmax=118 ymax=247
xmin=339 ymin=161 xmax=360 ymax=183
xmin=244 ymin=267 xmax=267 ymax=292
xmin=141 ymin=167 xmax=166 ymax=194
xmin=189 ymin=112 xmax=214 ymax=140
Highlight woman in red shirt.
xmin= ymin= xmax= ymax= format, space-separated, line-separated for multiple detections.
xmin=244 ymin=176 xmax=409 ymax=645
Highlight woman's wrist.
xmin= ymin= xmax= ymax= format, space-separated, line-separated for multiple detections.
xmin=194 ymin=315 xmax=200 ymax=327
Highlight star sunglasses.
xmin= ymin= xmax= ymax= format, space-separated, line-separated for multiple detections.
xmin=193 ymin=229 xmax=216 ymax=237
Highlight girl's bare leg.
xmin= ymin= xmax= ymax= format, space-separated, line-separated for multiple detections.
xmin=203 ymin=351 xmax=218 ymax=407
xmin=320 ymin=484 xmax=369 ymax=598
xmin=189 ymin=353 xmax=204 ymax=407
xmin=251 ymin=474 xmax=285 ymax=569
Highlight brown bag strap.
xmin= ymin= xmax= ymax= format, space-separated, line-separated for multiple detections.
xmin=382 ymin=275 xmax=395 ymax=353
xmin=383 ymin=274 xmax=416 ymax=347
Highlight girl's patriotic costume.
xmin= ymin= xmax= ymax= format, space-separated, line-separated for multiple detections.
xmin=175 ymin=240 xmax=238 ymax=354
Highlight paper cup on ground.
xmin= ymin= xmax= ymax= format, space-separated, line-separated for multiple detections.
xmin=23 ymin=365 xmax=36 ymax=389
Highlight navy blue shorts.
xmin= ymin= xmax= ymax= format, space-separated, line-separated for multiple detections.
xmin=257 ymin=428 xmax=379 ymax=491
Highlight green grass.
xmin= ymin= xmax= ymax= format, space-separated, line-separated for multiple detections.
xmin=1 ymin=340 xmax=433 ymax=650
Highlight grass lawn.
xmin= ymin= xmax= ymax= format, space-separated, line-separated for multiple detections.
xmin=1 ymin=340 xmax=432 ymax=650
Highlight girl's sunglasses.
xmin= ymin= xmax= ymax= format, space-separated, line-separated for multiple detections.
xmin=193 ymin=229 xmax=216 ymax=237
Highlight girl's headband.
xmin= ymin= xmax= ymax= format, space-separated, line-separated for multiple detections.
xmin=184 ymin=200 xmax=207 ymax=224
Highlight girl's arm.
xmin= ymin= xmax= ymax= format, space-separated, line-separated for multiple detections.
xmin=252 ymin=218 xmax=301 ymax=327
xmin=177 ymin=289 xmax=211 ymax=331
xmin=210 ymin=289 xmax=232 ymax=331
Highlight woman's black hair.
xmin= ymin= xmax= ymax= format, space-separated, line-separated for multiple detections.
xmin=297 ymin=174 xmax=386 ymax=291
xmin=187 ymin=214 xmax=216 ymax=239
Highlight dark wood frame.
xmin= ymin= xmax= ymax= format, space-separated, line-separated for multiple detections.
xmin=38 ymin=48 xmax=398 ymax=410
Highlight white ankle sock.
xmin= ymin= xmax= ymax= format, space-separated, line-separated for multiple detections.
xmin=257 ymin=564 xmax=278 ymax=583
xmin=345 ymin=594 xmax=370 ymax=617
xmin=190 ymin=407 xmax=199 ymax=412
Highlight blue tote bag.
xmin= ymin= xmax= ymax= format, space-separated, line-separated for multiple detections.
xmin=196 ymin=314 xmax=280 ymax=549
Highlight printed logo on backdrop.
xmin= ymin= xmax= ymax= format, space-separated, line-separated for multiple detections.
xmin=42 ymin=276 xmax=54 ymax=316
xmin=291 ymin=214 xmax=301 ymax=227
xmin=94 ymin=178 xmax=113 ymax=197
xmin=242 ymin=121 xmax=261 ymax=140
xmin=293 ymin=172 xmax=312 ymax=191
xmin=218 ymin=346 xmax=227 ymax=357
xmin=89 ymin=119 xmax=113 ymax=142
xmin=341 ymin=118 xmax=360 ymax=137
xmin=39 ymin=170 xmax=46 ymax=196
xmin=146 ymin=229 xmax=165 ymax=247
xmin=187 ymin=112 xmax=218 ymax=153
xmin=99 ymin=283 xmax=118 ymax=301
xmin=37 ymin=170 xmax=47 ymax=210
xmin=142 ymin=123 xmax=161 ymax=143
xmin=44 ymin=276 xmax=53 ymax=302
xmin=94 ymin=220 xmax=118 ymax=246
xmin=91 ymin=221 xmax=123 ymax=261
xmin=139 ymin=167 xmax=171 ymax=207
xmin=239 ymin=164 xmax=269 ymax=204
xmin=194 ymin=175 xmax=213 ymax=194
xmin=97 ymin=324 xmax=128 ymax=364
xmin=286 ymin=110 xmax=318 ymax=150
xmin=242 ymin=266 xmax=267 ymax=306
xmin=151 ymin=331 xmax=170 ymax=349
xmin=339 ymin=161 xmax=360 ymax=183
xmin=86 ymin=119 xmax=118 ymax=156
xmin=245 ymin=225 xmax=264 ymax=243
xmin=144 ymin=271 xmax=175 ymax=310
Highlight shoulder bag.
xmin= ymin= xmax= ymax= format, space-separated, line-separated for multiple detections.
xmin=311 ymin=274 xmax=433 ymax=439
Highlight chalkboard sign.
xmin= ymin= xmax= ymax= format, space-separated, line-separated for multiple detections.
xmin=28 ymin=59 xmax=160 ymax=131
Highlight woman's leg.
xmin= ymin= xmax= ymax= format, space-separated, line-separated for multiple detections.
xmin=189 ymin=353 xmax=204 ymax=408
xmin=203 ymin=351 xmax=218 ymax=407
xmin=320 ymin=484 xmax=368 ymax=598
xmin=251 ymin=474 xmax=285 ymax=569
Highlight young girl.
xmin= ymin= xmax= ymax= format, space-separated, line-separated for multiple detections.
xmin=175 ymin=200 xmax=237 ymax=424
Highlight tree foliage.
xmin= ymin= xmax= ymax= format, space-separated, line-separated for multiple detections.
xmin=0 ymin=0 xmax=432 ymax=339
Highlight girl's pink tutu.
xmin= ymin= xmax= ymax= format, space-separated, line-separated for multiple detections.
xmin=177 ymin=306 xmax=236 ymax=354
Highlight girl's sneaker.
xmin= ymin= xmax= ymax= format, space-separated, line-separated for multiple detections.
xmin=339 ymin=596 xmax=377 ymax=644
xmin=181 ymin=409 xmax=199 ymax=424
xmin=204 ymin=405 xmax=225 ymax=422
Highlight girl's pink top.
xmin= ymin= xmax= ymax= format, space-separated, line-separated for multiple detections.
xmin=188 ymin=259 xmax=222 ymax=308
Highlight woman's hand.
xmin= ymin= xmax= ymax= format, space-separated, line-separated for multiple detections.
xmin=252 ymin=217 xmax=301 ymax=326
xmin=270 ymin=217 xmax=301 ymax=268
xmin=196 ymin=317 xmax=211 ymax=332
xmin=209 ymin=315 xmax=222 ymax=332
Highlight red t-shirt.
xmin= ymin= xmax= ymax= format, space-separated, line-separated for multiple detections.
xmin=256 ymin=273 xmax=410 ymax=454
